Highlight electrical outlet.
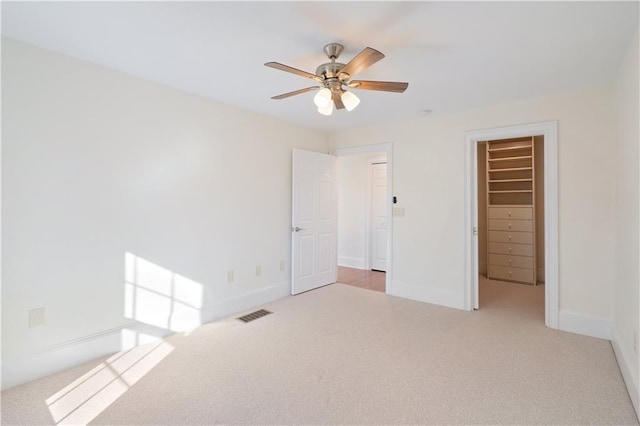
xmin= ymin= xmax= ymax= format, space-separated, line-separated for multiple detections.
xmin=634 ymin=330 xmax=637 ymax=354
xmin=280 ymin=260 xmax=285 ymax=272
xmin=227 ymin=270 xmax=234 ymax=283
xmin=29 ymin=307 xmax=45 ymax=328
xmin=255 ymin=265 xmax=262 ymax=277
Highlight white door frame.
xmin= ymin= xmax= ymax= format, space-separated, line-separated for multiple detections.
xmin=335 ymin=143 xmax=393 ymax=294
xmin=464 ymin=121 xmax=559 ymax=329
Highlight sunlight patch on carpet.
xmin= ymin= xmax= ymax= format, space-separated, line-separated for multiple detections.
xmin=46 ymin=334 xmax=174 ymax=425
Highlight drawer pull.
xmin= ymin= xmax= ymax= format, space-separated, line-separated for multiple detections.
xmin=508 ymin=223 xmax=512 ymax=229
xmin=508 ymin=259 xmax=512 ymax=264
xmin=508 ymin=235 xmax=512 ymax=241
xmin=508 ymin=271 xmax=512 ymax=276
xmin=508 ymin=211 xmax=512 ymax=217
xmin=508 ymin=247 xmax=512 ymax=253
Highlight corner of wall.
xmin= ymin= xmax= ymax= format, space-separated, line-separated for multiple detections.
xmin=391 ymin=280 xmax=465 ymax=310
xmin=558 ymin=311 xmax=613 ymax=340
xmin=613 ymin=334 xmax=640 ymax=419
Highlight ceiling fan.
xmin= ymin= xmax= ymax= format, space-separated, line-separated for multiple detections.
xmin=265 ymin=43 xmax=408 ymax=116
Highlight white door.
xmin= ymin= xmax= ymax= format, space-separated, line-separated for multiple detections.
xmin=370 ymin=162 xmax=387 ymax=271
xmin=291 ymin=149 xmax=337 ymax=295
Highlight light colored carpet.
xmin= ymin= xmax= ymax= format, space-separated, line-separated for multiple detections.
xmin=1 ymin=278 xmax=637 ymax=425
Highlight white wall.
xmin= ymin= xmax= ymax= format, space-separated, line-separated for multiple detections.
xmin=1 ymin=39 xmax=329 ymax=388
xmin=337 ymin=153 xmax=386 ymax=269
xmin=337 ymin=155 xmax=368 ymax=269
xmin=613 ymin=31 xmax=640 ymax=413
xmin=330 ymin=85 xmax=617 ymax=322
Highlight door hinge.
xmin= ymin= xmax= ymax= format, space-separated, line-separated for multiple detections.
xmin=473 ymin=227 xmax=478 ymax=236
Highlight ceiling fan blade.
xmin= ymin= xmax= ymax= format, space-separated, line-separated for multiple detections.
xmin=265 ymin=62 xmax=323 ymax=82
xmin=332 ymin=91 xmax=345 ymax=109
xmin=338 ymin=47 xmax=385 ymax=79
xmin=348 ymin=80 xmax=409 ymax=93
xmin=271 ymin=87 xmax=320 ymax=100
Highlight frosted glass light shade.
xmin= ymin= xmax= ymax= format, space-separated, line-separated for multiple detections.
xmin=317 ymin=102 xmax=334 ymax=116
xmin=341 ymin=90 xmax=360 ymax=111
xmin=313 ymin=88 xmax=332 ymax=108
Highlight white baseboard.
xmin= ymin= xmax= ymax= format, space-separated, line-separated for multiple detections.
xmin=1 ymin=323 xmax=137 ymax=390
xmin=391 ymin=280 xmax=464 ymax=310
xmin=1 ymin=281 xmax=291 ymax=390
xmin=612 ymin=336 xmax=639 ymax=420
xmin=200 ymin=281 xmax=290 ymax=323
xmin=338 ymin=256 xmax=366 ymax=270
xmin=558 ymin=310 xmax=613 ymax=340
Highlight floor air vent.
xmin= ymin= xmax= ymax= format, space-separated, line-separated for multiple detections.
xmin=237 ymin=309 xmax=272 ymax=323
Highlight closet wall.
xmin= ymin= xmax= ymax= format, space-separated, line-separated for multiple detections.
xmin=478 ymin=137 xmax=545 ymax=283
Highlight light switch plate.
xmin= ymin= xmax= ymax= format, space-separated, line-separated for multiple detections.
xmin=393 ymin=207 xmax=406 ymax=217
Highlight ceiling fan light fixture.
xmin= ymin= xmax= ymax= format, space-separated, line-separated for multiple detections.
xmin=313 ymin=88 xmax=332 ymax=108
xmin=341 ymin=90 xmax=360 ymax=112
xmin=317 ymin=102 xmax=334 ymax=116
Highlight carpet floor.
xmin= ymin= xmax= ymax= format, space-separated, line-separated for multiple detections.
xmin=1 ymin=278 xmax=636 ymax=425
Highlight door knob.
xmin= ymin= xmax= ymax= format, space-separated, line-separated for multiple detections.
xmin=292 ymin=226 xmax=305 ymax=232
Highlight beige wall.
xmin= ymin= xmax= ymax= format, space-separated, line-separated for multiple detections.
xmin=534 ymin=136 xmax=545 ymax=281
xmin=478 ymin=143 xmax=487 ymax=275
xmin=330 ymin=84 xmax=616 ymax=320
xmin=2 ymin=39 xmax=329 ymax=386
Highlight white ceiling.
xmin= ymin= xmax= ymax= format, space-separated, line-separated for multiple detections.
xmin=2 ymin=1 xmax=638 ymax=133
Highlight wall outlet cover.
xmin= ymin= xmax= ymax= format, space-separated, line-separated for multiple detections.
xmin=29 ymin=307 xmax=45 ymax=328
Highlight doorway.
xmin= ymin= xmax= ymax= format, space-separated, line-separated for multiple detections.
xmin=477 ymin=136 xmax=545 ymax=318
xmin=464 ymin=121 xmax=559 ymax=329
xmin=335 ymin=143 xmax=393 ymax=294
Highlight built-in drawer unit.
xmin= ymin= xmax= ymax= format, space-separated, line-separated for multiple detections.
xmin=488 ymin=254 xmax=534 ymax=269
xmin=488 ymin=242 xmax=534 ymax=257
xmin=486 ymin=138 xmax=537 ymax=285
xmin=487 ymin=231 xmax=534 ymax=245
xmin=488 ymin=219 xmax=533 ymax=232
xmin=489 ymin=265 xmax=534 ymax=283
xmin=488 ymin=206 xmax=533 ymax=220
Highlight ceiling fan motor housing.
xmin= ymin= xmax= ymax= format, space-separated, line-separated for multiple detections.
xmin=316 ymin=62 xmax=347 ymax=80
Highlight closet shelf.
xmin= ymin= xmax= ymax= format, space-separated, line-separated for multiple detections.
xmin=489 ymin=178 xmax=532 ymax=183
xmin=488 ymin=167 xmax=532 ymax=172
xmin=489 ymin=190 xmax=533 ymax=194
xmin=487 ymin=145 xmax=532 ymax=153
xmin=487 ymin=156 xmax=532 ymax=162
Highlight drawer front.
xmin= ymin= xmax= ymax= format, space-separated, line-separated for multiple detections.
xmin=489 ymin=265 xmax=534 ymax=283
xmin=488 ymin=207 xmax=533 ymax=220
xmin=488 ymin=242 xmax=534 ymax=257
xmin=488 ymin=219 xmax=533 ymax=232
xmin=488 ymin=230 xmax=533 ymax=244
xmin=489 ymin=254 xmax=534 ymax=269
